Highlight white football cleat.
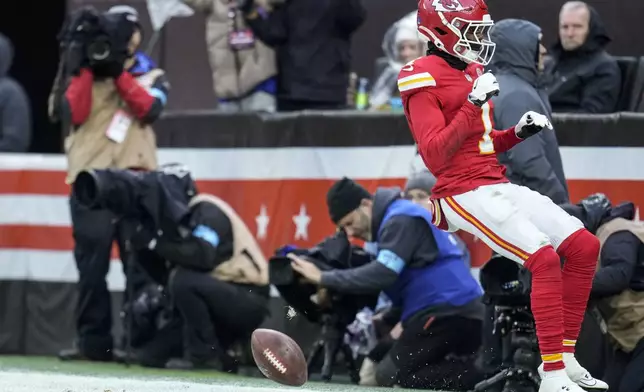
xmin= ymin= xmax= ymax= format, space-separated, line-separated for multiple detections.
xmin=538 ymin=368 xmax=585 ymax=392
xmin=562 ymin=353 xmax=609 ymax=390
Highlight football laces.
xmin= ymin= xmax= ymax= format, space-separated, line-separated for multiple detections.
xmin=263 ymin=348 xmax=287 ymax=374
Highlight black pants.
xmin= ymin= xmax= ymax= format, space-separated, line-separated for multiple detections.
xmin=604 ymin=338 xmax=644 ymax=392
xmin=69 ymin=191 xmax=147 ymax=359
xmin=388 ymin=314 xmax=484 ymax=390
xmin=169 ymin=267 xmax=269 ymax=361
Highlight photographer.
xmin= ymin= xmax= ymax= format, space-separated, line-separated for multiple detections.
xmin=124 ymin=166 xmax=270 ymax=371
xmin=289 ymin=177 xmax=485 ymax=390
xmin=56 ymin=6 xmax=169 ymax=361
xmin=563 ymin=194 xmax=644 ymax=392
xmin=72 ymin=163 xmax=270 ymax=370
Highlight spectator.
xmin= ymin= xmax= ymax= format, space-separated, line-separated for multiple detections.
xmin=54 ymin=6 xmax=169 ymax=362
xmin=0 ymin=33 xmax=31 ymax=152
xmin=543 ymin=1 xmax=621 ymax=113
xmin=183 ymin=0 xmax=277 ymax=112
xmin=369 ymin=11 xmax=422 ymax=111
xmin=242 ymin=0 xmax=366 ymax=111
xmin=488 ymin=19 xmax=569 ymax=205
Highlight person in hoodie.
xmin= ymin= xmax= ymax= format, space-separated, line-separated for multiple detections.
xmin=562 ymin=194 xmax=644 ymax=392
xmin=289 ymin=177 xmax=485 ymax=390
xmin=369 ymin=11 xmax=423 ymax=111
xmin=0 ymin=34 xmax=31 ymax=152
xmin=488 ymin=19 xmax=569 ymax=205
xmin=543 ymin=1 xmax=621 ymax=113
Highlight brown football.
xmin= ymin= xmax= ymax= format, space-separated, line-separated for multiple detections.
xmin=251 ymin=328 xmax=308 ymax=387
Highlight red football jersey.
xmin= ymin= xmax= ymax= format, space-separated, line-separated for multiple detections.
xmin=398 ymin=55 xmax=522 ymax=199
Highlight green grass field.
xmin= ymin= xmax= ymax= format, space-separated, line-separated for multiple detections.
xmin=0 ymin=355 xmax=413 ymax=392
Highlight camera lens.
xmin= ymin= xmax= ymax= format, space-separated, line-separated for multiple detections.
xmin=87 ymin=36 xmax=111 ymax=62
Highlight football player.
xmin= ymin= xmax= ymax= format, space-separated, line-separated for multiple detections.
xmin=398 ymin=1 xmax=608 ymax=391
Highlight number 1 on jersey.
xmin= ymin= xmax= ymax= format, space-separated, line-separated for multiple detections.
xmin=478 ymin=102 xmax=495 ymax=155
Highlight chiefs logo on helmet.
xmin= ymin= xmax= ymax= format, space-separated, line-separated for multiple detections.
xmin=431 ymin=0 xmax=466 ymax=12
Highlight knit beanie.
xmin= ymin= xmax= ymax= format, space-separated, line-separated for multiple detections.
xmin=404 ymin=169 xmax=437 ymax=194
xmin=326 ymin=177 xmax=372 ymax=224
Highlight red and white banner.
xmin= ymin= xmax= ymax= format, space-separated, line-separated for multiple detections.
xmin=0 ymin=147 xmax=642 ymax=291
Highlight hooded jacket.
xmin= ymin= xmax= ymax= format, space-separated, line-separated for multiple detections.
xmin=369 ymin=11 xmax=417 ymax=109
xmin=543 ymin=5 xmax=621 ymax=113
xmin=488 ymin=19 xmax=569 ymax=205
xmin=0 ymin=34 xmax=31 ymax=152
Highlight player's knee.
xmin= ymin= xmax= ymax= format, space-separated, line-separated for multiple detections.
xmin=524 ymin=245 xmax=560 ymax=275
xmin=561 ymin=228 xmax=600 ymax=266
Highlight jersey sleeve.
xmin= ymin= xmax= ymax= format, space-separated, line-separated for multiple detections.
xmin=397 ymin=61 xmax=482 ymax=171
xmin=397 ymin=69 xmax=437 ymax=97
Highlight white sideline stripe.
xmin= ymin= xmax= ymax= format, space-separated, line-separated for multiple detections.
xmin=0 ymin=147 xmax=641 ymax=180
xmin=0 ymin=370 xmax=316 ymax=392
xmin=0 ymin=249 xmax=282 ymax=296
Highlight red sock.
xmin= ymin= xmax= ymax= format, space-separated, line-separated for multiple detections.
xmin=524 ymin=246 xmax=565 ymax=371
xmin=558 ymin=229 xmax=600 ymax=354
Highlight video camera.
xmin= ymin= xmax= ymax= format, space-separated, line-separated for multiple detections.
xmin=58 ymin=6 xmax=135 ymax=76
xmin=269 ymin=231 xmax=378 ymax=383
xmin=476 ymin=255 xmax=540 ymax=392
xmin=73 ymin=166 xmax=197 ymax=238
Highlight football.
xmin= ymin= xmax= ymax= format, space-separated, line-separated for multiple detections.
xmin=250 ymin=328 xmax=308 ymax=387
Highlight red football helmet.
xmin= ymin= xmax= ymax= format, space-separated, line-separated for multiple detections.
xmin=417 ymin=0 xmax=496 ymax=65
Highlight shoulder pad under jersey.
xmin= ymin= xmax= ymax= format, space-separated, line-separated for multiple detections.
xmin=397 ymin=57 xmax=438 ymax=95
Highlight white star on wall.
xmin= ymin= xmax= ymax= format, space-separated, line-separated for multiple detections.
xmin=293 ymin=204 xmax=312 ymax=240
xmin=255 ymin=204 xmax=270 ymax=240
xmin=636 ymin=207 xmax=640 ymax=221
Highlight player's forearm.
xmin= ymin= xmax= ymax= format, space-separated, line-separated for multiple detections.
xmin=419 ymin=102 xmax=480 ymax=167
xmin=491 ymin=127 xmax=522 ymax=153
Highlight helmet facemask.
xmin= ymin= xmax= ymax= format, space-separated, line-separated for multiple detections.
xmin=450 ymin=16 xmax=495 ymax=65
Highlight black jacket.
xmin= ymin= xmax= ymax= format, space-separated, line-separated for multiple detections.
xmin=592 ymin=204 xmax=644 ymax=298
xmin=563 ymin=199 xmax=644 ymax=298
xmin=246 ymin=0 xmax=366 ymax=105
xmin=154 ymin=201 xmax=234 ymax=272
xmin=543 ymin=5 xmax=621 ymax=114
xmin=488 ymin=19 xmax=569 ymax=204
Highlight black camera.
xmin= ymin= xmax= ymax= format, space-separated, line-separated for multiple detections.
xmin=476 ymin=255 xmax=540 ymax=392
xmin=73 ymin=167 xmax=198 ymax=237
xmin=59 ymin=7 xmax=134 ymax=74
xmin=269 ymin=231 xmax=378 ymax=382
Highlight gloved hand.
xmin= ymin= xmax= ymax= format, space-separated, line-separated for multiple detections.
xmin=514 ymin=111 xmax=552 ymax=139
xmin=468 ymin=71 xmax=500 ymax=107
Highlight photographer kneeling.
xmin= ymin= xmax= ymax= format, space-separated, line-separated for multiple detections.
xmin=289 ymin=177 xmax=485 ymax=390
xmin=74 ymin=164 xmax=271 ymax=371
xmin=54 ymin=6 xmax=170 ymax=361
xmin=132 ymin=177 xmax=270 ymax=371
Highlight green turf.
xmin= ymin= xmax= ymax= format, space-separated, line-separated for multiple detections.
xmin=0 ymin=355 xmax=415 ymax=391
